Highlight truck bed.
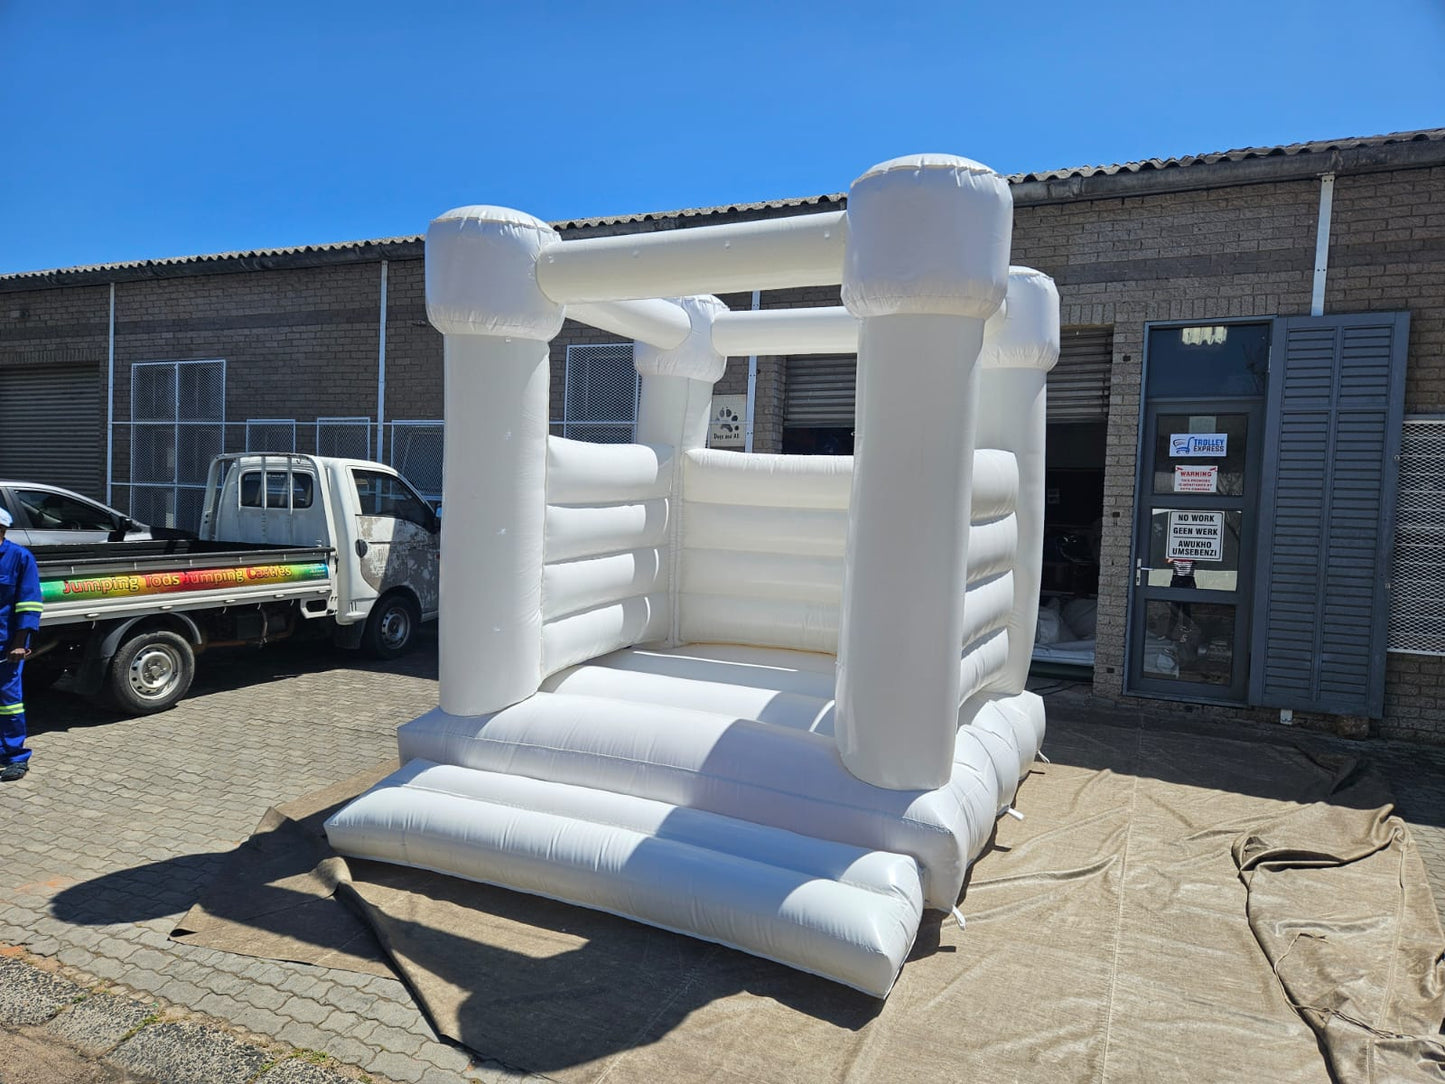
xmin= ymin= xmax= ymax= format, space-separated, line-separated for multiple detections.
xmin=35 ymin=539 xmax=337 ymax=626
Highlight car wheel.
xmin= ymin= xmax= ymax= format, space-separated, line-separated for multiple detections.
xmin=107 ymin=629 xmax=196 ymax=714
xmin=362 ymin=592 xmax=420 ymax=660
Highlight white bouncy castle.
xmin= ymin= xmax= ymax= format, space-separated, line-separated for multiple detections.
xmin=326 ymin=154 xmax=1060 ymax=998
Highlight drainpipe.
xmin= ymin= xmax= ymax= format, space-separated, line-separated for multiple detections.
xmin=106 ymin=282 xmax=115 ymax=504
xmin=744 ymin=288 xmax=760 ymax=451
xmin=376 ymin=260 xmax=388 ymax=462
xmin=1311 ymin=173 xmax=1335 ymax=317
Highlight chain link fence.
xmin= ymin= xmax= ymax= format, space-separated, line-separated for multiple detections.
xmin=559 ymin=344 xmax=638 ymax=443
xmin=1389 ymin=419 xmax=1445 ymax=654
xmin=386 ymin=421 xmax=445 ymax=503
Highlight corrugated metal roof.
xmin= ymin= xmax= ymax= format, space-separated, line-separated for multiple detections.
xmin=5 ymin=128 xmax=1442 ymax=285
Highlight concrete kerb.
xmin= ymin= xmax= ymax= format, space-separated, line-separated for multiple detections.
xmin=0 ymin=947 xmax=409 ymax=1084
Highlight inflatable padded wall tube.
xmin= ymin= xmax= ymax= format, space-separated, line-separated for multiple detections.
xmin=545 ymin=439 xmax=672 ymax=505
xmin=544 ymin=501 xmax=670 ymax=563
xmin=541 ymin=595 xmax=669 ymax=677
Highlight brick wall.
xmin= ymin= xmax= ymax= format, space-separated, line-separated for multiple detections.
xmin=1329 ymin=166 xmax=1445 ymax=740
xmin=4 ymin=157 xmax=1442 ymax=739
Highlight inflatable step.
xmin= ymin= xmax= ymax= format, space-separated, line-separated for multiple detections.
xmin=325 ymin=759 xmax=924 ymax=997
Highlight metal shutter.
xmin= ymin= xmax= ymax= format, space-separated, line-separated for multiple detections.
xmin=1249 ymin=313 xmax=1410 ymax=717
xmin=0 ymin=363 xmax=104 ymax=498
xmin=1050 ymin=326 xmax=1113 ymax=422
xmin=785 ymin=355 xmax=857 ymax=427
xmin=784 ymin=328 xmax=1112 ymax=428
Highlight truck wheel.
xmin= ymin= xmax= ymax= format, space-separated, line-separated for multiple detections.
xmin=108 ymin=630 xmax=196 ymax=714
xmin=362 ymin=593 xmax=420 ymax=660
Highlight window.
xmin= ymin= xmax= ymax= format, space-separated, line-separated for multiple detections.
xmin=1146 ymin=323 xmax=1270 ymax=398
xmin=558 ymin=343 xmax=638 ymax=443
xmin=352 ymin=469 xmax=434 ymax=529
xmin=14 ymin=489 xmax=119 ymax=531
xmin=240 ymin=470 xmax=315 ymax=510
xmin=1389 ymin=419 xmax=1445 ymax=655
xmin=129 ymin=359 xmax=224 ymax=530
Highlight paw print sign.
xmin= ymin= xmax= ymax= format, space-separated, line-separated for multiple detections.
xmin=708 ymin=395 xmax=748 ymax=448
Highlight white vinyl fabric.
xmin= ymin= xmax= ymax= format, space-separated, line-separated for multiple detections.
xmin=325 ymin=760 xmax=924 ymax=997
xmin=396 ymin=645 xmax=1042 ymax=910
xmin=329 ymin=152 xmax=1058 ymax=998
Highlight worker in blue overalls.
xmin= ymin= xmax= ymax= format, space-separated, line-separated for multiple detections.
xmin=0 ymin=507 xmax=43 ymax=782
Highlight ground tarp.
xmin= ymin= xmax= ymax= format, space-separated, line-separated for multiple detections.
xmin=173 ymin=716 xmax=1445 ymax=1083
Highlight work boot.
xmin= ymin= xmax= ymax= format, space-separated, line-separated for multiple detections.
xmin=0 ymin=761 xmax=29 ymax=782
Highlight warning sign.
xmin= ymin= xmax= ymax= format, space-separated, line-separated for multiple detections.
xmin=1173 ymin=465 xmax=1218 ymax=493
xmin=1167 ymin=510 xmax=1223 ymax=561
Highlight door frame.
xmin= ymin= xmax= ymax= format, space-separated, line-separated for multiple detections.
xmin=1123 ymin=318 xmax=1272 ymax=705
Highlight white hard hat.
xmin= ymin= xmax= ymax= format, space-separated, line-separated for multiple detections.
xmin=0 ymin=508 xmax=11 ymax=528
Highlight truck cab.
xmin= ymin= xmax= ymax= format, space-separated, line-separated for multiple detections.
xmin=201 ymin=453 xmax=441 ymax=655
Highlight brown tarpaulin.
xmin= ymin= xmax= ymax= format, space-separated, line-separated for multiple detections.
xmin=173 ymin=717 xmax=1445 ymax=1083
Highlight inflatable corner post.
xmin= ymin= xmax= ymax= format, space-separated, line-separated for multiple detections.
xmin=326 ymin=156 xmax=1060 ymax=998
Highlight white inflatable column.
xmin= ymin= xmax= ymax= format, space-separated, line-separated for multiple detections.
xmin=978 ymin=268 xmax=1061 ymax=694
xmin=634 ymin=295 xmax=728 ymax=450
xmin=835 ymin=156 xmax=1013 ymax=791
xmin=634 ymin=295 xmax=728 ymax=646
xmin=426 ymin=207 xmax=566 ymax=716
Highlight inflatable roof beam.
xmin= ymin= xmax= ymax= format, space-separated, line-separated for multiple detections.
xmin=567 ymin=298 xmax=692 ymax=351
xmin=834 ymin=155 xmax=1014 ymax=792
xmin=426 ymin=207 xmax=564 ymax=717
xmin=536 ymin=211 xmax=848 ymax=302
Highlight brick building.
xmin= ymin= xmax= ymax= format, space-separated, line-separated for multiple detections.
xmin=2 ymin=128 xmax=1442 ymax=741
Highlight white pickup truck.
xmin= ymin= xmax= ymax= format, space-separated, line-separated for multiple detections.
xmin=28 ymin=454 xmax=440 ymax=714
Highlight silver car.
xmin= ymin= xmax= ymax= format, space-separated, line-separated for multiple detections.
xmin=0 ymin=482 xmax=169 ymax=546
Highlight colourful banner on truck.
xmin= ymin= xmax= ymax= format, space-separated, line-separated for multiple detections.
xmin=40 ymin=561 xmax=331 ymax=604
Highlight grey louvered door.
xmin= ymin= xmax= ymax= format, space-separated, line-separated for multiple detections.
xmin=1248 ymin=313 xmax=1410 ymax=717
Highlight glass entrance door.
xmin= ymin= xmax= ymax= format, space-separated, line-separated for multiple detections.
xmin=1126 ymin=403 xmax=1263 ymax=702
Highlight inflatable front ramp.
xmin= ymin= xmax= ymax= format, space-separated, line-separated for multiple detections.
xmin=326 ymin=759 xmax=924 ymax=997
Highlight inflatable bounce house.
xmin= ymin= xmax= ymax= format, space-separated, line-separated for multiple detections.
xmin=326 ymin=154 xmax=1060 ymax=997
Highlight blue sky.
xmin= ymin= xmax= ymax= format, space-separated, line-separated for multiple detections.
xmin=2 ymin=1 xmax=1441 ymax=275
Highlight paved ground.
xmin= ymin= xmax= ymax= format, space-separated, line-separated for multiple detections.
xmin=1 ymin=640 xmax=1442 ymax=1083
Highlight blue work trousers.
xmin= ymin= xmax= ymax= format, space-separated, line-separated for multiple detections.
xmin=0 ymin=657 xmax=28 ymax=764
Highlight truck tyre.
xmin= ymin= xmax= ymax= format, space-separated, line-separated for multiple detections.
xmin=107 ymin=630 xmax=196 ymax=714
xmin=362 ymin=592 xmax=420 ymax=660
